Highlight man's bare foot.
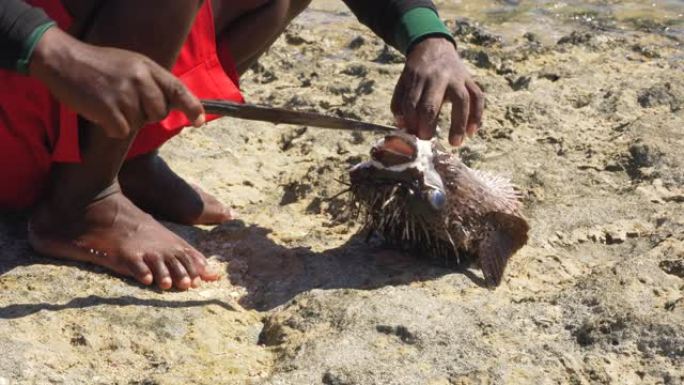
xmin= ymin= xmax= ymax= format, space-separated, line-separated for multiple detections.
xmin=119 ymin=152 xmax=234 ymax=225
xmin=28 ymin=187 xmax=220 ymax=290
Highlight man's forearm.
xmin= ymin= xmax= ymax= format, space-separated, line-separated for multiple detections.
xmin=342 ymin=0 xmax=454 ymax=54
xmin=0 ymin=0 xmax=55 ymax=73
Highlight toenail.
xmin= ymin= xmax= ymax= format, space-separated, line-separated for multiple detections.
xmin=192 ymin=277 xmax=201 ymax=287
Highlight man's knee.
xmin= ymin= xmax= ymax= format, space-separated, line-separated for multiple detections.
xmin=287 ymin=0 xmax=312 ymax=19
xmin=261 ymin=0 xmax=311 ymax=21
xmin=64 ymin=0 xmax=203 ymax=21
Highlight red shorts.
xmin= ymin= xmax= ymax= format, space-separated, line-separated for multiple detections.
xmin=0 ymin=0 xmax=243 ymax=210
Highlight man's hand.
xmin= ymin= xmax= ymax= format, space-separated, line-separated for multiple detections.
xmin=391 ymin=37 xmax=484 ymax=146
xmin=29 ymin=27 xmax=205 ymax=139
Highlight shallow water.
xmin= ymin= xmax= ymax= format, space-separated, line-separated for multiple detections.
xmin=309 ymin=0 xmax=684 ymax=44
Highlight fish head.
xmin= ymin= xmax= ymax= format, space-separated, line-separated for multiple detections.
xmin=349 ymin=132 xmax=447 ymax=219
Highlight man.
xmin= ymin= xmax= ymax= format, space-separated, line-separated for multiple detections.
xmin=0 ymin=0 xmax=484 ymax=290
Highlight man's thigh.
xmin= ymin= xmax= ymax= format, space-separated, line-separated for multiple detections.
xmin=212 ymin=0 xmax=271 ymax=33
xmin=60 ymin=0 xmax=104 ymax=36
xmin=212 ymin=0 xmax=312 ymax=33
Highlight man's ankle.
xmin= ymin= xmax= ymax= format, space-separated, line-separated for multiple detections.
xmin=41 ymin=182 xmax=122 ymax=222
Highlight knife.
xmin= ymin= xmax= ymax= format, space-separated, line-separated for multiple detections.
xmin=201 ymin=99 xmax=396 ymax=132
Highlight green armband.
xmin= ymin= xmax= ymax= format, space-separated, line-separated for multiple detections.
xmin=16 ymin=21 xmax=56 ymax=75
xmin=394 ymin=7 xmax=456 ymax=55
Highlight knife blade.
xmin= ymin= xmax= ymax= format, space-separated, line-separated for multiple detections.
xmin=201 ymin=99 xmax=396 ymax=132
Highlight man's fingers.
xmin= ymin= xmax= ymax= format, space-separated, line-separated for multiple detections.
xmin=448 ymin=85 xmax=470 ymax=146
xmin=401 ymin=72 xmax=426 ymax=136
xmin=466 ymin=80 xmax=484 ymax=136
xmin=152 ymin=65 xmax=205 ymax=127
xmin=139 ymin=75 xmax=170 ymax=123
xmin=85 ymin=106 xmax=130 ymax=139
xmin=118 ymin=92 xmax=145 ymax=135
xmin=391 ymin=72 xmax=406 ymax=127
xmin=390 ymin=73 xmax=405 ymax=116
xmin=415 ymin=78 xmax=447 ymax=140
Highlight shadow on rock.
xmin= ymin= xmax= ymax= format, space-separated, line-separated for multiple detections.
xmin=0 ymin=295 xmax=236 ymax=320
xmin=0 ymin=215 xmax=483 ymax=315
xmin=199 ymin=221 xmax=485 ymax=311
xmin=0 ymin=216 xmax=237 ymax=320
xmin=0 ymin=214 xmax=34 ymax=276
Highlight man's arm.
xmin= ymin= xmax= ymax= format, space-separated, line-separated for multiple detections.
xmin=0 ymin=1 xmax=204 ymax=138
xmin=343 ymin=0 xmax=484 ymax=146
xmin=0 ymin=0 xmax=55 ymax=73
xmin=342 ymin=0 xmax=453 ymax=54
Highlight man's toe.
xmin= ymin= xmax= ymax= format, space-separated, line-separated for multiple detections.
xmin=185 ymin=247 xmax=219 ymax=281
xmin=145 ymin=254 xmax=173 ymax=290
xmin=128 ymin=259 xmax=154 ymax=285
xmin=166 ymin=257 xmax=192 ymax=290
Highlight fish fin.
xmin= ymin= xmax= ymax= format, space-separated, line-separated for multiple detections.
xmin=478 ymin=212 xmax=530 ymax=287
xmin=471 ymin=169 xmax=521 ymax=209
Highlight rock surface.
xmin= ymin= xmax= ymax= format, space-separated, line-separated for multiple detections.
xmin=1 ymin=1 xmax=683 ymax=384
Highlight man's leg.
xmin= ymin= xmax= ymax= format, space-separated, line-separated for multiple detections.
xmin=119 ymin=151 xmax=234 ymax=226
xmin=213 ymin=0 xmax=312 ymax=75
xmin=116 ymin=0 xmax=312 ymax=226
xmin=29 ymin=0 xmax=218 ymax=290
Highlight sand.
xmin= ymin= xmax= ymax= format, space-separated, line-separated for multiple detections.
xmin=1 ymin=1 xmax=682 ymax=384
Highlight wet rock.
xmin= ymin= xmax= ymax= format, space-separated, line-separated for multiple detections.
xmin=285 ymin=31 xmax=312 ymax=46
xmin=627 ymin=18 xmax=675 ymax=34
xmin=280 ymin=126 xmax=308 ymax=151
xmin=373 ymin=45 xmax=404 ymax=64
xmin=631 ymin=44 xmax=661 ymax=59
xmin=659 ymin=260 xmax=684 ymax=278
xmin=347 ymin=36 xmax=365 ymax=49
xmin=250 ymin=62 xmax=278 ymax=84
xmin=637 ymin=83 xmax=682 ymax=111
xmin=70 ymin=333 xmax=87 ymax=347
xmin=637 ymin=324 xmax=684 ymax=358
xmin=461 ymin=49 xmax=500 ymax=69
xmin=624 ymin=142 xmax=658 ymax=176
xmin=457 ymin=146 xmax=483 ymax=167
xmin=504 ymin=104 xmax=527 ymax=126
xmin=569 ymin=93 xmax=593 ymax=109
xmin=322 ymin=370 xmax=355 ymax=385
xmin=557 ymin=31 xmax=593 ymax=46
xmin=297 ymin=71 xmax=318 ymax=87
xmin=285 ymin=94 xmax=316 ymax=110
xmin=355 ymin=79 xmax=375 ymax=96
xmin=523 ymin=32 xmax=541 ymax=44
xmin=331 ymin=108 xmax=362 ymax=121
xmin=336 ymin=142 xmax=350 ymax=155
xmin=538 ymin=71 xmax=560 ymax=82
xmin=280 ymin=181 xmax=312 ymax=205
xmin=349 ymin=132 xmax=365 ymax=145
xmin=341 ymin=64 xmax=368 ymax=78
xmin=129 ymin=379 xmax=159 ymax=385
xmin=452 ymin=19 xmax=503 ymax=47
xmin=305 ymin=197 xmax=323 ymax=215
xmin=375 ymin=324 xmax=419 ymax=345
xmin=625 ymin=142 xmax=663 ymax=181
xmin=507 ymin=75 xmax=532 ymax=91
xmin=328 ymin=83 xmax=353 ymax=96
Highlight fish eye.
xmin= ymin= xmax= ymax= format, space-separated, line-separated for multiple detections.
xmin=427 ymin=189 xmax=446 ymax=211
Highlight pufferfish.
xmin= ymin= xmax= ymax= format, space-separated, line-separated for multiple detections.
xmin=349 ymin=132 xmax=529 ymax=287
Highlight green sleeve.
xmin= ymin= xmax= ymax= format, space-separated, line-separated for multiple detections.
xmin=394 ymin=7 xmax=455 ymax=54
xmin=15 ymin=21 xmax=56 ymax=74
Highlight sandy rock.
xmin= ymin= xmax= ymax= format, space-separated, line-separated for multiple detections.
xmin=2 ymin=1 xmax=684 ymax=384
